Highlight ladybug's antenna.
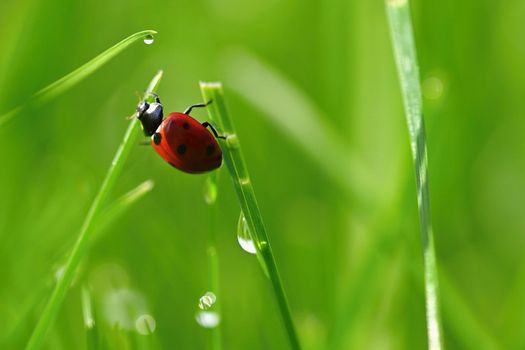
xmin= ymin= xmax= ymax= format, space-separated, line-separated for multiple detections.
xmin=144 ymin=91 xmax=161 ymax=104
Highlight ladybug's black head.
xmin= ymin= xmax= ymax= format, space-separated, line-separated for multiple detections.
xmin=137 ymin=93 xmax=164 ymax=136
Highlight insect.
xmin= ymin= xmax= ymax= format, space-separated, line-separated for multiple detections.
xmin=136 ymin=92 xmax=224 ymax=173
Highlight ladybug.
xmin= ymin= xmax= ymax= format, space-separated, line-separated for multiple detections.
xmin=136 ymin=92 xmax=224 ymax=173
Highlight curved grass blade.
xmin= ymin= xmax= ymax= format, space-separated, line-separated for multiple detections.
xmin=1 ymin=181 xmax=153 ymax=348
xmin=25 ymin=70 xmax=163 ymax=350
xmin=200 ymin=82 xmax=301 ymax=350
xmin=385 ymin=1 xmax=444 ymax=349
xmin=0 ymin=30 xmax=157 ymax=127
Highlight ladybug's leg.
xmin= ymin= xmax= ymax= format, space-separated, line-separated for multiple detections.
xmin=152 ymin=132 xmax=162 ymax=145
xmin=139 ymin=132 xmax=161 ymax=146
xmin=202 ymin=122 xmax=226 ymax=140
xmin=183 ymin=100 xmax=213 ymax=115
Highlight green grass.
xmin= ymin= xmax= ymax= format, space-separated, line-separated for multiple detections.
xmin=25 ymin=70 xmax=163 ymax=350
xmin=81 ymin=286 xmax=98 ymax=350
xmin=203 ymin=170 xmax=223 ymax=350
xmin=93 ymin=179 xmax=155 ymax=243
xmin=200 ymin=82 xmax=301 ymax=350
xmin=385 ymin=1 xmax=444 ymax=349
xmin=1 ymin=1 xmax=522 ymax=348
xmin=0 ymin=30 xmax=156 ymax=127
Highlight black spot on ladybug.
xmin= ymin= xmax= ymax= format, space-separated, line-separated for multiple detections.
xmin=206 ymin=144 xmax=215 ymax=155
xmin=183 ymin=122 xmax=190 ymax=129
xmin=177 ymin=144 xmax=187 ymax=155
xmin=153 ymin=133 xmax=162 ymax=145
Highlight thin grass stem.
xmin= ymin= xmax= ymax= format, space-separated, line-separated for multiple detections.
xmin=0 ymin=30 xmax=157 ymax=127
xmin=25 ymin=70 xmax=163 ymax=350
xmin=204 ymin=171 xmax=222 ymax=350
xmin=200 ymin=82 xmax=301 ymax=350
xmin=385 ymin=1 xmax=444 ymax=349
xmin=81 ymin=286 xmax=98 ymax=350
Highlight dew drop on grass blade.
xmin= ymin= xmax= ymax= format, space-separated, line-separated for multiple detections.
xmin=135 ymin=314 xmax=156 ymax=335
xmin=200 ymin=82 xmax=301 ymax=350
xmin=237 ymin=211 xmax=257 ymax=255
xmin=0 ymin=30 xmax=157 ymax=127
xmin=198 ymin=292 xmax=217 ymax=311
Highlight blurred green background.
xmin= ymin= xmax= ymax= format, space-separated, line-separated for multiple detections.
xmin=1 ymin=0 xmax=524 ymax=349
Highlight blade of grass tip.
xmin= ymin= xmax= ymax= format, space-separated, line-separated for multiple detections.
xmin=81 ymin=286 xmax=98 ymax=350
xmin=203 ymin=170 xmax=222 ymax=350
xmin=385 ymin=1 xmax=444 ymax=349
xmin=0 ymin=30 xmax=157 ymax=127
xmin=200 ymin=82 xmax=301 ymax=350
xmin=221 ymin=49 xmax=373 ymax=203
xmin=93 ymin=179 xmax=155 ymax=242
xmin=25 ymin=70 xmax=163 ymax=350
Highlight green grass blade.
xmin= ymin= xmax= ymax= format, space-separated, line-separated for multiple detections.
xmin=25 ymin=70 xmax=163 ymax=350
xmin=237 ymin=211 xmax=270 ymax=277
xmin=203 ymin=170 xmax=223 ymax=350
xmin=93 ymin=179 xmax=155 ymax=241
xmin=0 ymin=30 xmax=157 ymax=127
xmin=1 ymin=181 xmax=152 ymax=348
xmin=200 ymin=82 xmax=301 ymax=350
xmin=385 ymin=1 xmax=444 ymax=349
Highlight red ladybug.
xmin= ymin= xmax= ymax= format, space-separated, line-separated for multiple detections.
xmin=136 ymin=93 xmax=224 ymax=173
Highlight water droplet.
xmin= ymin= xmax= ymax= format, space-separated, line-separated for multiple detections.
xmin=135 ymin=314 xmax=156 ymax=335
xmin=198 ymin=292 xmax=217 ymax=310
xmin=237 ymin=212 xmax=257 ymax=254
xmin=143 ymin=34 xmax=155 ymax=45
xmin=203 ymin=176 xmax=218 ymax=205
xmin=195 ymin=311 xmax=220 ymax=328
xmin=238 ymin=236 xmax=257 ymax=254
xmin=239 ymin=177 xmax=250 ymax=186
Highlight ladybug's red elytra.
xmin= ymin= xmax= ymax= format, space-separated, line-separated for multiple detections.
xmin=136 ymin=92 xmax=224 ymax=173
